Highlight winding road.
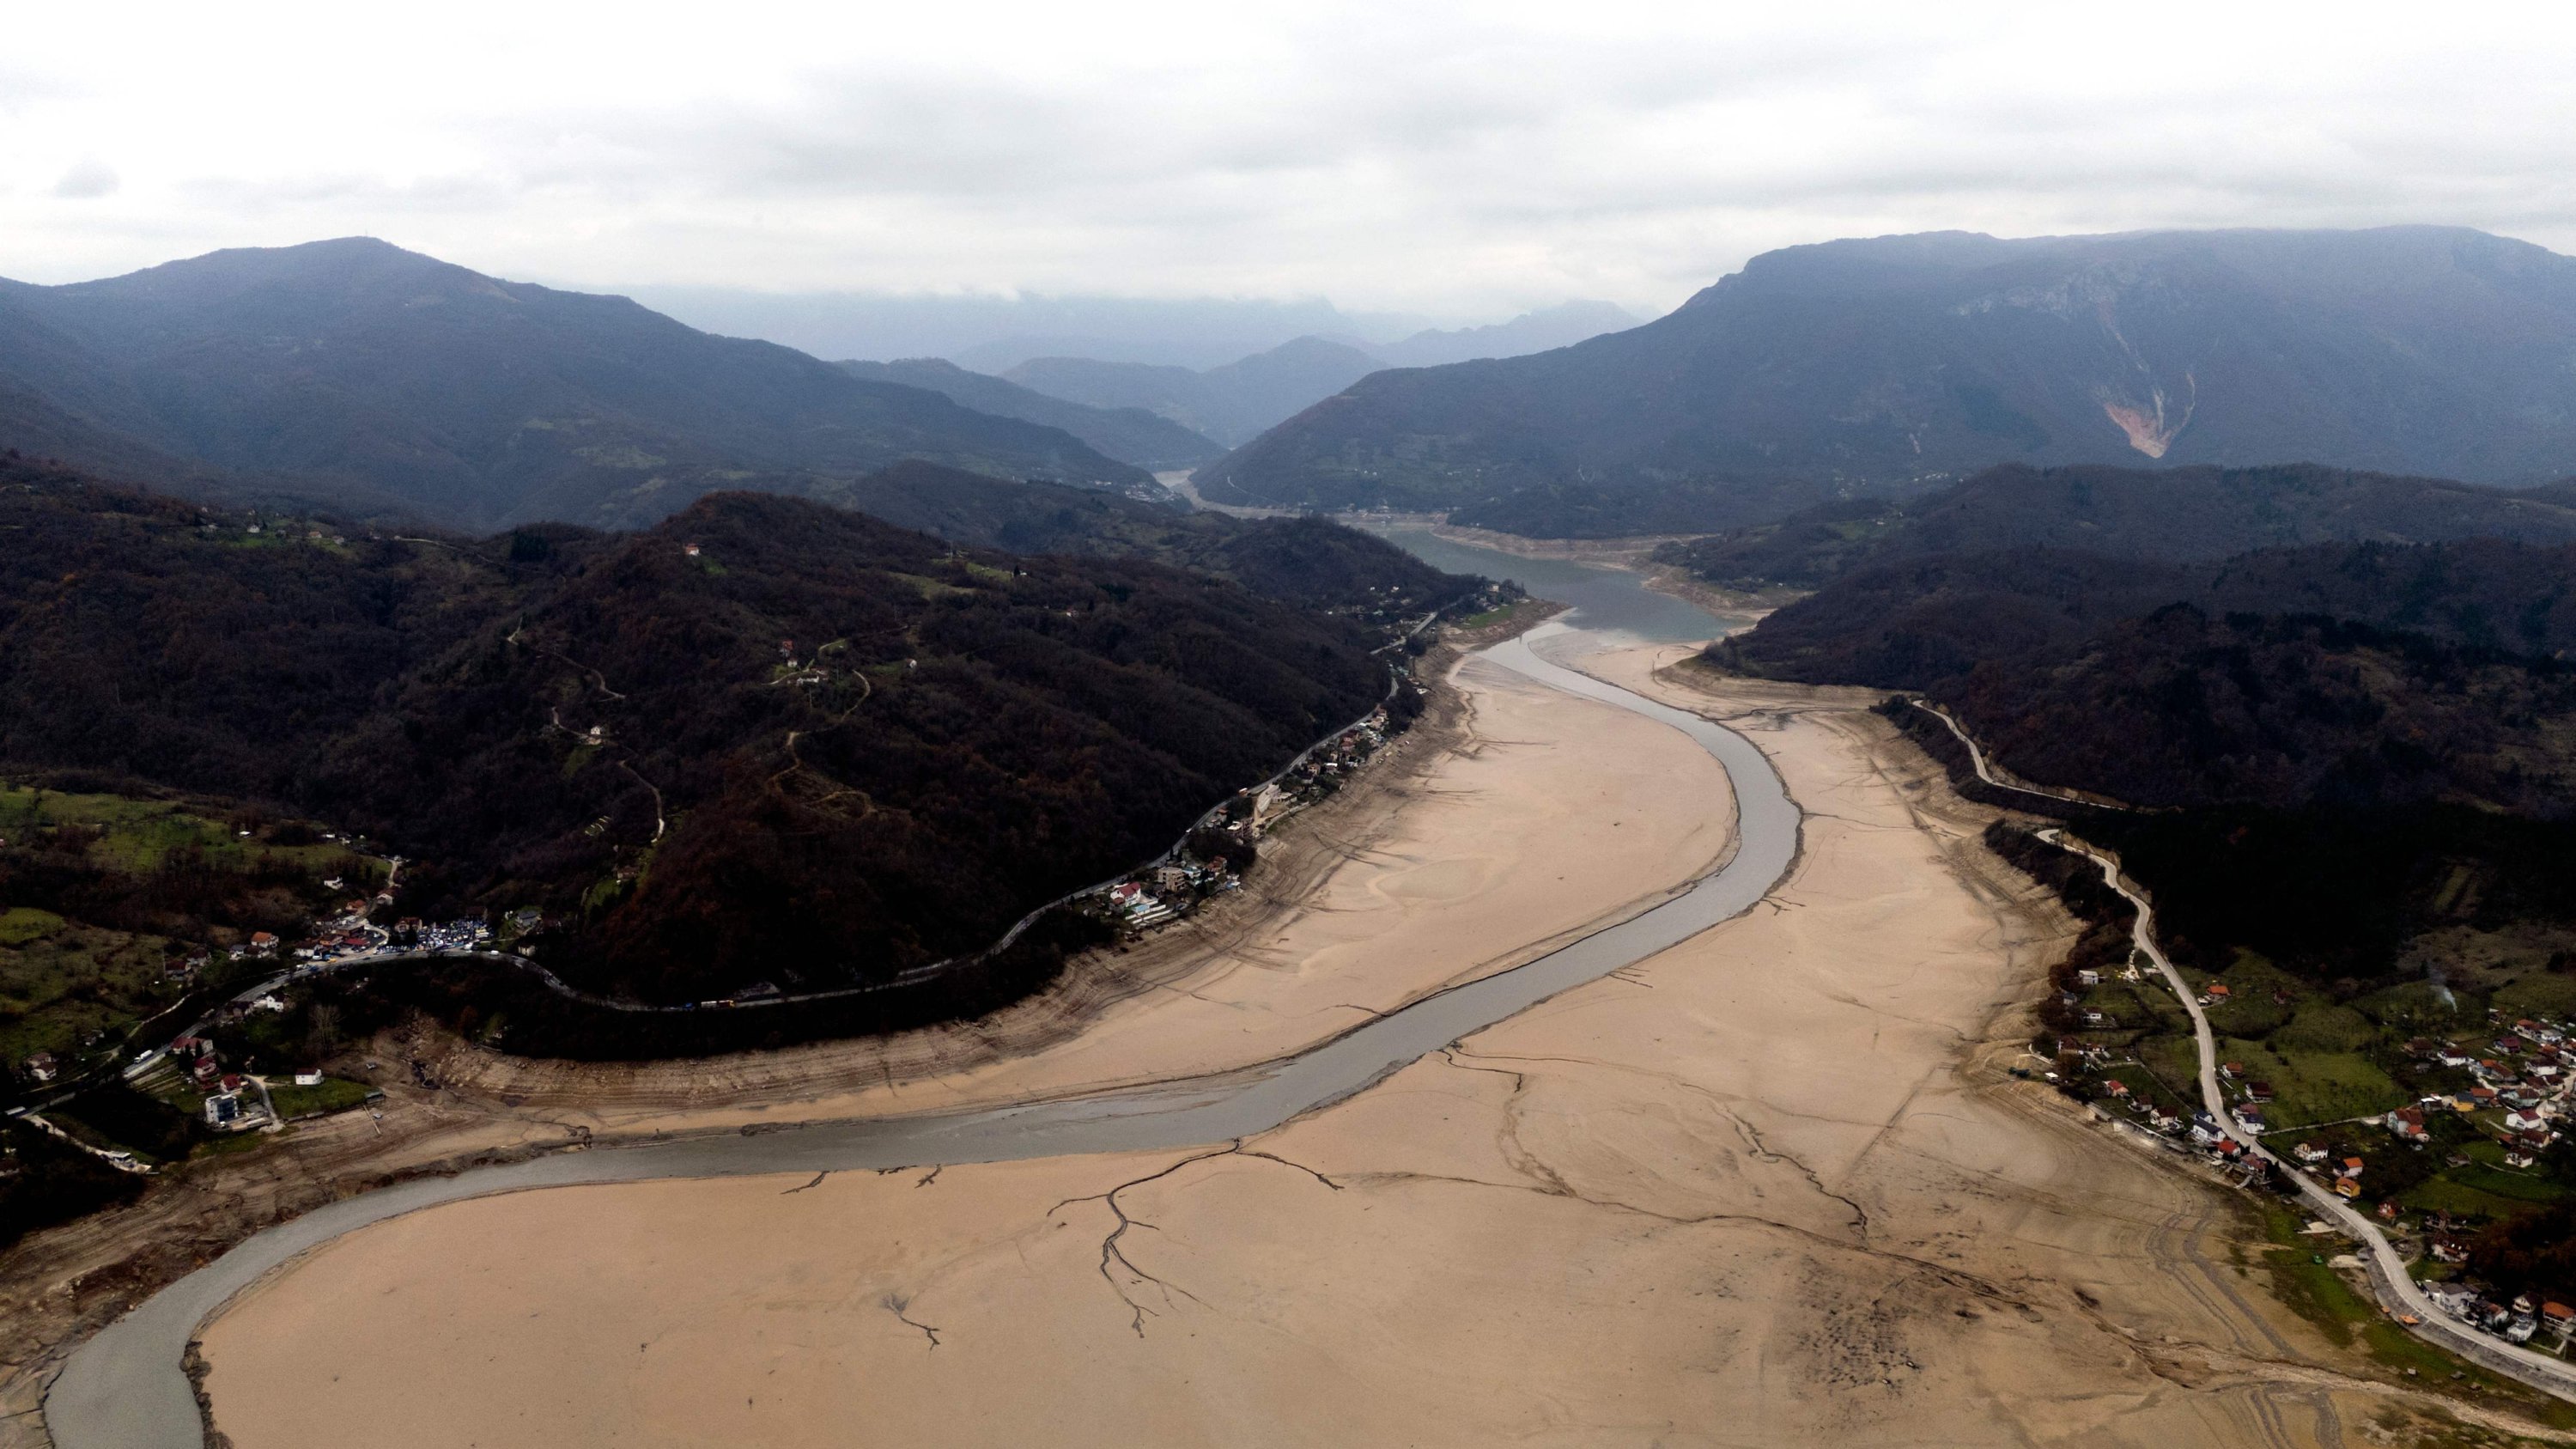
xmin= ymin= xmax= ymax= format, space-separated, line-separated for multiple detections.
xmin=2047 ymin=831 xmax=2576 ymax=1400
xmin=43 ymin=622 xmax=1805 ymax=1449
xmin=1928 ymin=697 xmax=2576 ymax=1399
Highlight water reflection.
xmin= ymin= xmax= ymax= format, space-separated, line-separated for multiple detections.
xmin=1369 ymin=527 xmax=1744 ymax=644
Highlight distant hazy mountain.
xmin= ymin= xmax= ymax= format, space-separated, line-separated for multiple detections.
xmin=0 ymin=239 xmax=1150 ymax=532
xmin=993 ymin=304 xmax=1641 ymax=450
xmin=1005 ymin=336 xmax=1389 ymax=448
xmin=1200 ymin=227 xmax=2576 ymax=534
xmin=1371 ymin=301 xmax=1640 ymax=368
xmin=835 ymin=357 xmax=1224 ymax=470
xmin=624 ymin=287 xmax=1421 ymax=372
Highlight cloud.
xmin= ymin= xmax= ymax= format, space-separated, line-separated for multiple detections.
xmin=51 ymin=157 xmax=118 ymax=198
xmin=2 ymin=2 xmax=2574 ymax=317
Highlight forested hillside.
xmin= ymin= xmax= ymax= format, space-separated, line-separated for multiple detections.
xmin=0 ymin=452 xmax=1474 ymax=1014
xmin=1664 ymin=463 xmax=2576 ymax=591
xmin=1722 ymin=538 xmax=2576 ymax=813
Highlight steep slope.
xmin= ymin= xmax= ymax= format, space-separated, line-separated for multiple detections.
xmin=1202 ymin=227 xmax=2576 ymax=533
xmin=1006 ymin=335 xmax=1387 ymax=447
xmin=1665 ymin=462 xmax=2576 ymax=589
xmin=0 ymin=240 xmax=1150 ymax=532
xmin=835 ymin=357 xmax=1224 ymax=470
xmin=1717 ymin=535 xmax=2576 ymax=813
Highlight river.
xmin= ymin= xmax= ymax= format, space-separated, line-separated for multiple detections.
xmin=46 ymin=557 xmax=1785 ymax=1449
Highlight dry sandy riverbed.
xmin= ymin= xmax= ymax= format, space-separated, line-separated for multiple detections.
xmin=189 ymin=646 xmax=2534 ymax=1447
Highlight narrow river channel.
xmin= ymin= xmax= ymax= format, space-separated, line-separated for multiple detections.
xmin=46 ymin=551 xmax=1790 ymax=1449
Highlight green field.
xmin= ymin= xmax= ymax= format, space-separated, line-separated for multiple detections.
xmin=0 ymin=783 xmax=374 ymax=879
xmin=0 ymin=918 xmax=183 ymax=1063
xmin=265 ymin=1076 xmax=375 ymax=1118
xmin=2 ymin=782 xmax=380 ymax=1083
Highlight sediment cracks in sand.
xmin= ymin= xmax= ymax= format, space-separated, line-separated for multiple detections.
xmin=44 ymin=621 xmax=1803 ymax=1449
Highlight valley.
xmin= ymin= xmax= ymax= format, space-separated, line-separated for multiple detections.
xmin=10 ymin=543 xmax=2561 ymax=1447
xmin=10 ymin=223 xmax=2576 ymax=1449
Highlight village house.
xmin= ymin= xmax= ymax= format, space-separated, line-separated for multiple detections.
xmin=2338 ymin=1156 xmax=2366 ymax=1179
xmin=21 ymin=1051 xmax=58 ymax=1084
xmin=2389 ymin=1106 xmax=2430 ymax=1142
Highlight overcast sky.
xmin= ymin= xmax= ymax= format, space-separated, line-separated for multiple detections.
xmin=9 ymin=1 xmax=2576 ymax=320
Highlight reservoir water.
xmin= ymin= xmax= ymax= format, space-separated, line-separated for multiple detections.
xmin=1366 ymin=526 xmax=1743 ymax=643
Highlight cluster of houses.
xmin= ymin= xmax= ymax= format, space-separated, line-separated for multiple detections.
xmin=2391 ymin=1020 xmax=2571 ymax=1166
xmin=1091 ymin=707 xmax=1401 ymax=938
xmin=280 ymin=910 xmax=489 ymax=966
xmin=2425 ymin=1284 xmax=2576 ymax=1349
xmin=1105 ymin=861 xmax=1239 ymax=931
xmin=167 ymin=1034 xmax=275 ymax=1134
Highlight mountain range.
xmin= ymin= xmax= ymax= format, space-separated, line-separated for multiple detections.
xmin=835 ymin=357 xmax=1227 ymax=470
xmin=0 ymin=239 xmax=1154 ymax=533
xmin=1005 ymin=337 xmax=1388 ymax=449
xmin=994 ymin=301 xmax=1642 ymax=450
xmin=1198 ymin=227 xmax=2576 ymax=536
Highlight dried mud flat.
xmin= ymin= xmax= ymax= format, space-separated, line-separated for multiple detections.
xmin=182 ymin=647 xmax=2532 ymax=1448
